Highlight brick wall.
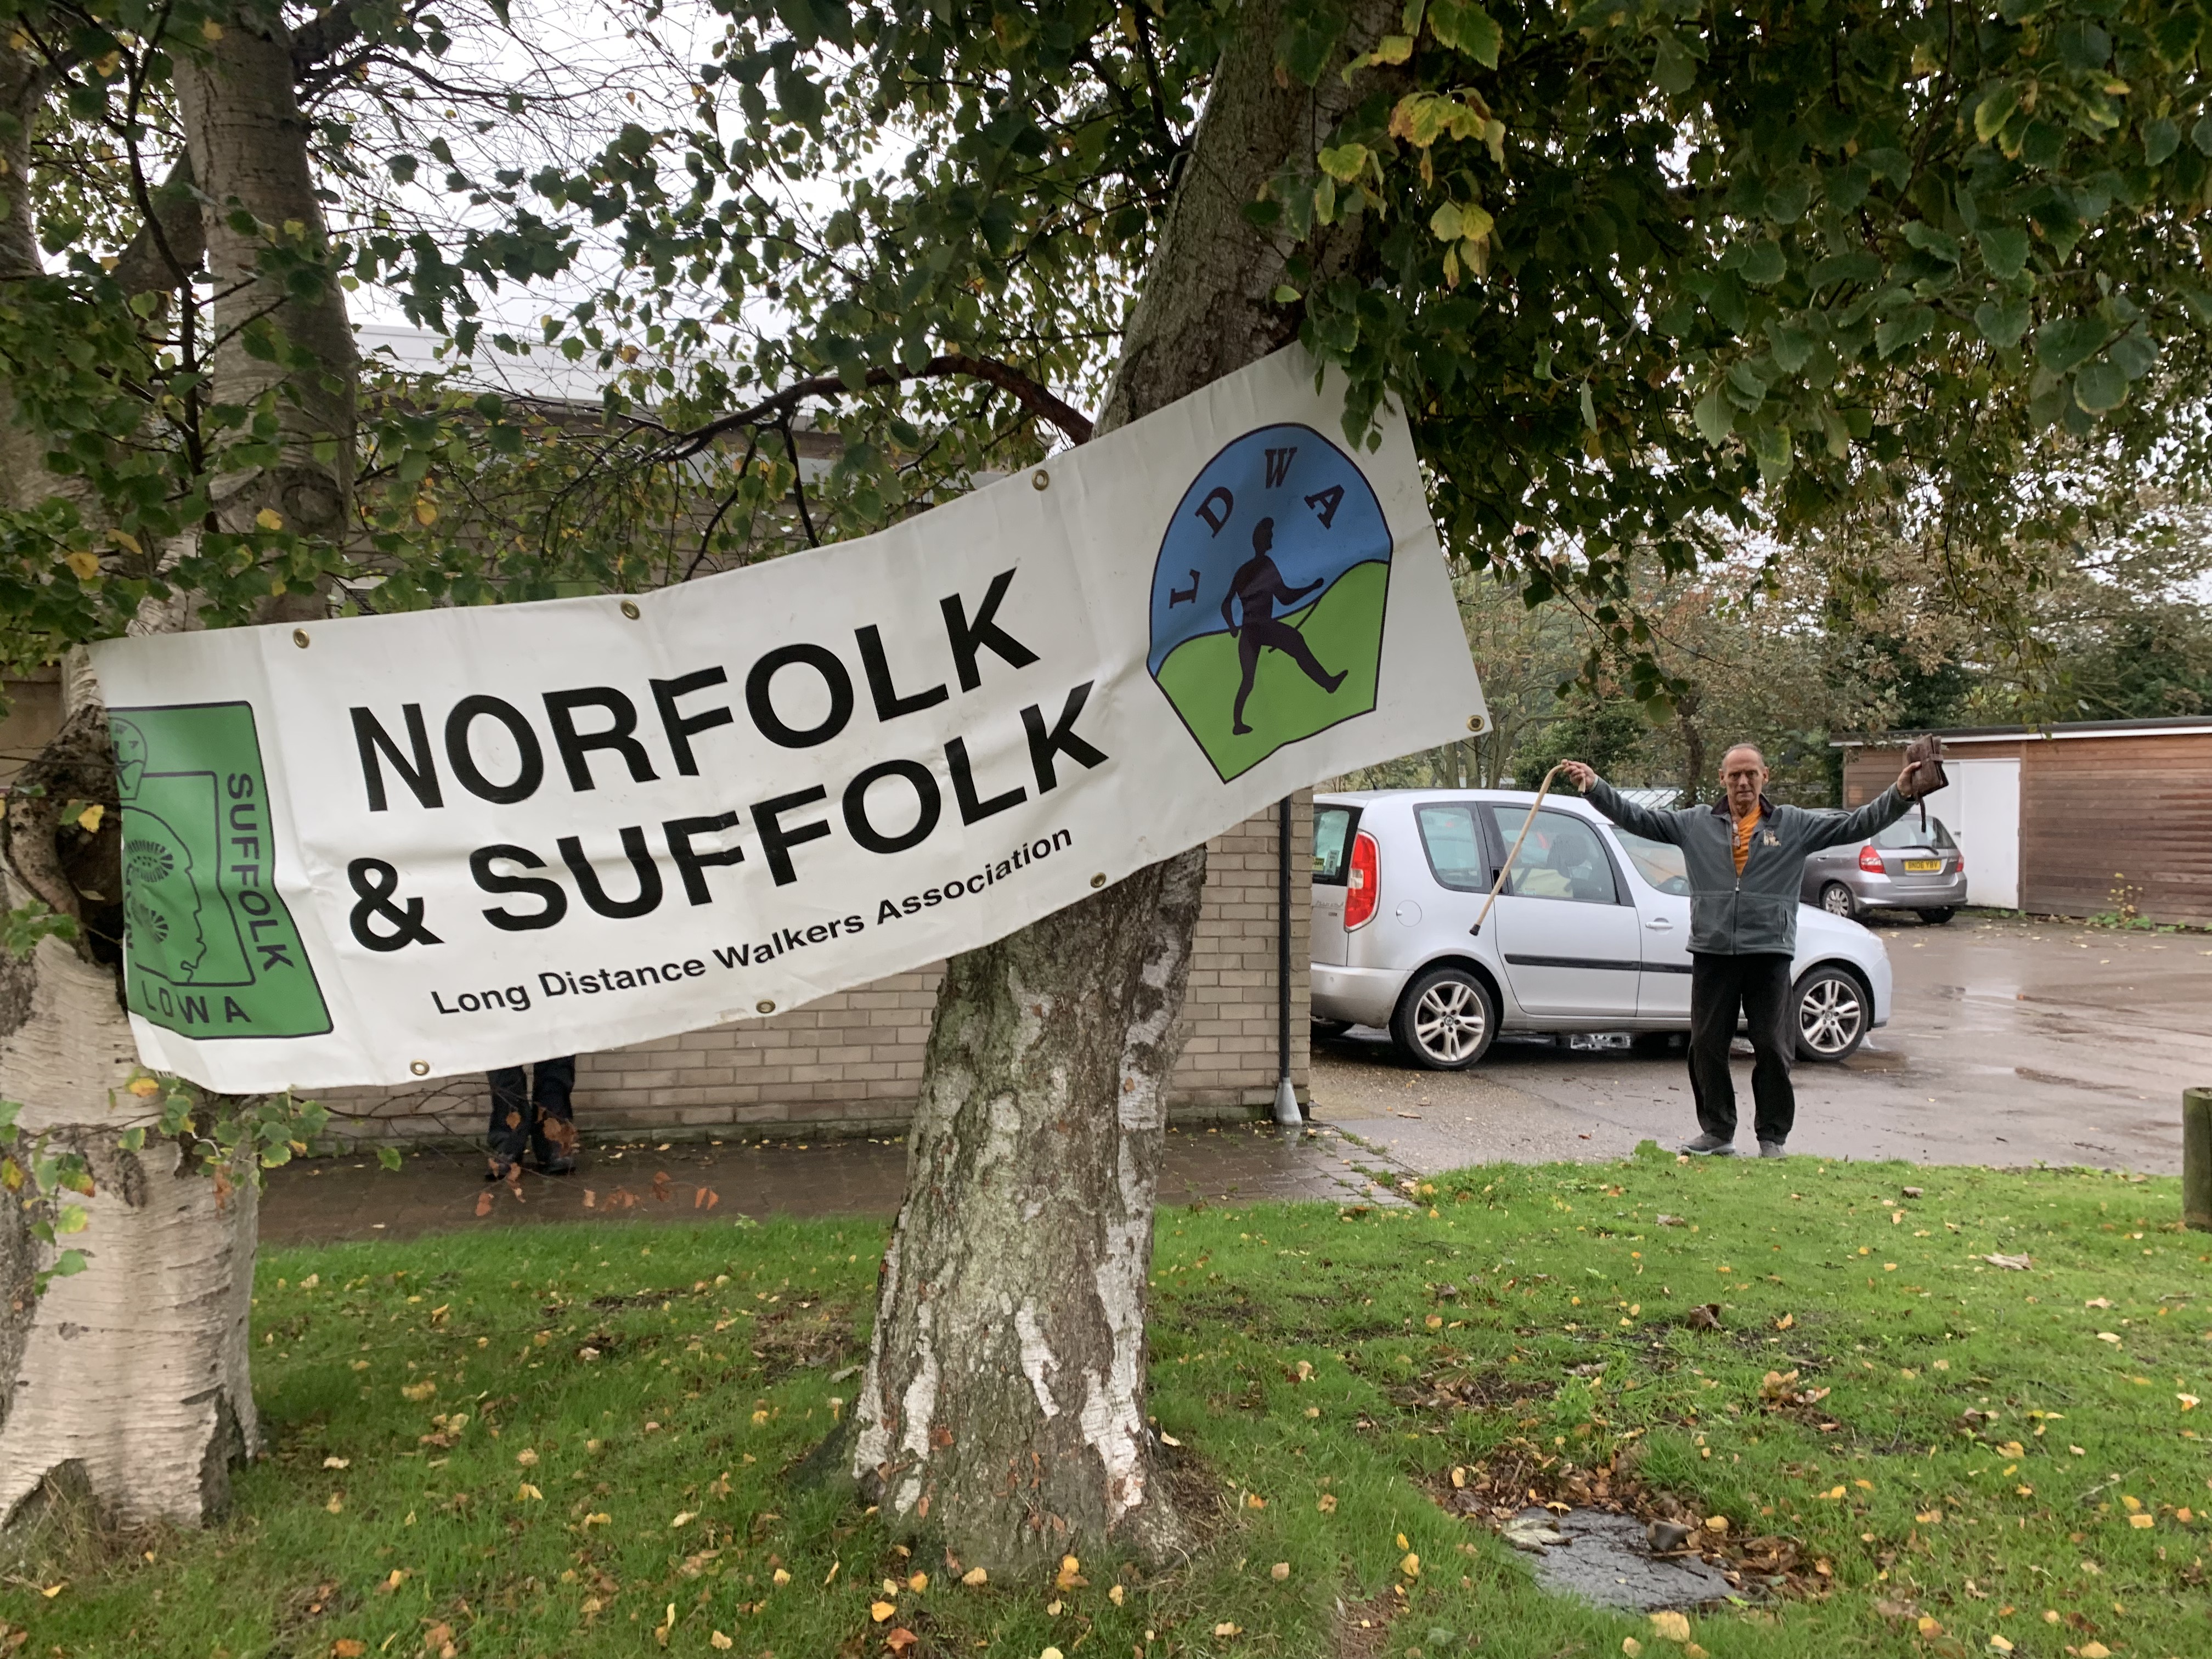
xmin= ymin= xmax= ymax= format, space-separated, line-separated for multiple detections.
xmin=317 ymin=796 xmax=1312 ymax=1149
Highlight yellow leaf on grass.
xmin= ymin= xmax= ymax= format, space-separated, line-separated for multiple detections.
xmin=582 ymin=1513 xmax=611 ymax=1527
xmin=323 ymin=1456 xmax=349 ymax=1470
xmin=1623 ymin=1641 xmax=1645 ymax=1658
xmin=771 ymin=1568 xmax=791 ymax=1586
xmin=333 ymin=1642 xmax=368 ymax=1658
xmin=671 ymin=1511 xmax=695 ymax=1528
xmin=1649 ymin=1610 xmax=1691 ymax=1643
xmin=325 ymin=1494 xmax=343 ymax=1514
xmin=1399 ymin=1553 xmax=1420 ymax=1578
xmin=2078 ymin=1644 xmax=2111 ymax=1658
xmin=908 ymin=1572 xmax=927 ymax=1592
xmin=1212 ymin=1624 xmax=1241 ymax=1638
xmin=1988 ymin=1638 xmax=2013 ymax=1655
xmin=516 ymin=1448 xmax=539 ymax=1466
xmin=1269 ymin=1563 xmax=1289 ymax=1582
xmin=2128 ymin=1513 xmax=2154 ymax=1529
xmin=870 ymin=1601 xmax=896 ymax=1623
xmin=1775 ymin=1313 xmax=1793 ymax=1330
xmin=517 ymin=1483 xmax=542 ymax=1502
xmin=710 ymin=1634 xmax=733 ymax=1651
xmin=1317 ymin=1494 xmax=1337 ymax=1513
xmin=961 ymin=1567 xmax=988 ymax=1587
xmin=401 ymin=1380 xmax=436 ymax=1402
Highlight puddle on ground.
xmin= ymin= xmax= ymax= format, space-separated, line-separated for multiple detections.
xmin=1505 ymin=1508 xmax=1737 ymax=1612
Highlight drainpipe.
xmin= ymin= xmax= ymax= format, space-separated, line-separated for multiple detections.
xmin=1273 ymin=793 xmax=1302 ymax=1127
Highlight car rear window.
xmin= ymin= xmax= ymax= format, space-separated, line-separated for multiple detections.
xmin=1313 ymin=805 xmax=1359 ymax=885
xmin=1871 ymin=815 xmax=1955 ymax=850
xmin=1613 ymin=829 xmax=1690 ymax=896
xmin=1414 ymin=804 xmax=1487 ymax=890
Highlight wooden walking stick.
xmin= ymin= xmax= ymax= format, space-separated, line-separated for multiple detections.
xmin=1469 ymin=763 xmax=1565 ymax=936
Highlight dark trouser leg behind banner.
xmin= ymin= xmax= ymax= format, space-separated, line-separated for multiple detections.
xmin=530 ymin=1056 xmax=578 ymax=1171
xmin=487 ymin=1066 xmax=529 ymax=1172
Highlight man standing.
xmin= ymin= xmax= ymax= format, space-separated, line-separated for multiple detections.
xmin=1559 ymin=746 xmax=1925 ymax=1158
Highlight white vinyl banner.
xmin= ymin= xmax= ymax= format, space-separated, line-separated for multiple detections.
xmin=88 ymin=349 xmax=1486 ymax=1091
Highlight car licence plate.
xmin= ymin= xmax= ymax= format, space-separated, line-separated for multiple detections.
xmin=1902 ymin=858 xmax=1942 ymax=872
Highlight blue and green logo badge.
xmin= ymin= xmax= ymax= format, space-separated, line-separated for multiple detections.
xmin=1148 ymin=423 xmax=1392 ymax=781
xmin=111 ymin=702 xmax=331 ymax=1041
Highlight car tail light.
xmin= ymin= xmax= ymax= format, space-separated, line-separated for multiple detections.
xmin=1857 ymin=844 xmax=1885 ymax=873
xmin=1955 ymin=851 xmax=1966 ymax=874
xmin=1344 ymin=831 xmax=1380 ymax=929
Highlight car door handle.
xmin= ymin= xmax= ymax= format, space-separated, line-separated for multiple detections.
xmin=1644 ymin=918 xmax=1673 ymax=930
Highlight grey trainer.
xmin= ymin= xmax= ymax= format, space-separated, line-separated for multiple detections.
xmin=1679 ymin=1132 xmax=1736 ymax=1156
xmin=1758 ymin=1139 xmax=1788 ymax=1159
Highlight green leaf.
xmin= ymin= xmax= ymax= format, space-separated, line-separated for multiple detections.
xmin=1318 ymin=144 xmax=1371 ymax=184
xmin=0 ymin=1100 xmax=18 ymax=1144
xmin=117 ymin=1126 xmax=145 ymax=1153
xmin=1749 ymin=422 xmax=1792 ymax=485
xmin=1874 ymin=306 xmax=1935 ymax=359
xmin=2143 ymin=119 xmax=2181 ymax=167
xmin=1977 ymin=227 xmax=2030 ymax=280
xmin=1973 ymin=86 xmax=2019 ymax=144
xmin=2034 ymin=314 xmax=2106 ymax=374
xmin=1429 ymin=202 xmax=1464 ymax=241
xmin=2194 ymin=114 xmax=2212 ymax=159
xmin=1740 ymin=240 xmax=1787 ymax=286
xmin=1692 ymin=386 xmax=1734 ymax=447
xmin=1650 ymin=32 xmax=1695 ymax=97
xmin=1767 ymin=322 xmax=1814 ymax=374
xmin=2072 ymin=359 xmax=2126 ymax=414
xmin=1974 ymin=298 xmax=2030 ymax=348
xmin=1427 ymin=0 xmax=1502 ymax=67
xmin=54 ymin=1203 xmax=88 ymax=1235
xmin=1578 ymin=383 xmax=1597 ymax=433
xmin=1271 ymin=284 xmax=1303 ymax=303
xmin=377 ymin=1146 xmax=404 ymax=1171
xmin=48 ymin=1250 xmax=86 ymax=1279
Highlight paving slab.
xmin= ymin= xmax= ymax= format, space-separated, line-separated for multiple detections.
xmin=1311 ymin=911 xmax=2205 ymax=1174
xmin=259 ymin=1122 xmax=1405 ymax=1248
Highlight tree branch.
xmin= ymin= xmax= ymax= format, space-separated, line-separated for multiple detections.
xmin=663 ymin=353 xmax=1093 ymax=462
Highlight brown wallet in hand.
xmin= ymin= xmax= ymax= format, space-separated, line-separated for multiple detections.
xmin=1901 ymin=733 xmax=1948 ymax=801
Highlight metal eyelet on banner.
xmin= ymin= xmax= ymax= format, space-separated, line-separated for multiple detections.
xmin=1090 ymin=872 xmax=1106 ymax=888
xmin=1466 ymin=714 xmax=1486 ymax=733
xmin=1031 ymin=469 xmax=1049 ymax=490
xmin=410 ymin=1060 xmax=430 ymax=1076
xmin=292 ymin=629 xmax=310 ymax=648
xmin=620 ymin=600 xmax=641 ymax=620
xmin=755 ymin=1000 xmax=776 ymax=1015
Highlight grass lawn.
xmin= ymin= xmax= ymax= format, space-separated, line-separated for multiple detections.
xmin=7 ymin=1152 xmax=2207 ymax=1659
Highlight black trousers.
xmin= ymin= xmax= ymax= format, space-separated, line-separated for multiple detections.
xmin=487 ymin=1056 xmax=577 ymax=1167
xmin=1688 ymin=953 xmax=1796 ymax=1144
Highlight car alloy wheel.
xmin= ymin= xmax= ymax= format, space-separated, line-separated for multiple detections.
xmin=1390 ymin=967 xmax=1497 ymax=1070
xmin=1793 ymin=966 xmax=1867 ymax=1061
xmin=1819 ymin=881 xmax=1857 ymax=917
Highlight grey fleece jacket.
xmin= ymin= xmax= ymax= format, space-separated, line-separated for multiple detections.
xmin=1584 ymin=778 xmax=1916 ymax=957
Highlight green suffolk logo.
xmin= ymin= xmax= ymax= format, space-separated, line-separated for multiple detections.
xmin=111 ymin=702 xmax=331 ymax=1041
xmin=1148 ymin=423 xmax=1392 ymax=782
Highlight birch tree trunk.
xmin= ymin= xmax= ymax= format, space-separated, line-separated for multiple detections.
xmin=849 ymin=0 xmax=1401 ymax=1571
xmin=0 ymin=10 xmax=354 ymax=1533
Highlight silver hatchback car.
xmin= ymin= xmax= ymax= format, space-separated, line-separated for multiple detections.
xmin=1799 ymin=812 xmax=1968 ymax=923
xmin=1310 ymin=790 xmax=1894 ymax=1070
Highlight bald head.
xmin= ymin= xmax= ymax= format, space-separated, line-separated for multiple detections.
xmin=1720 ymin=744 xmax=1769 ymax=816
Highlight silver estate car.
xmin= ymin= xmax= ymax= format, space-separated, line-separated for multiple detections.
xmin=1310 ymin=790 xmax=1894 ymax=1070
xmin=1799 ymin=811 xmax=1968 ymax=923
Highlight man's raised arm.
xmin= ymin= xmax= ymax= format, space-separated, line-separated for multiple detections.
xmin=1801 ymin=754 xmax=1927 ymax=851
xmin=1561 ymin=761 xmax=1684 ymax=844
